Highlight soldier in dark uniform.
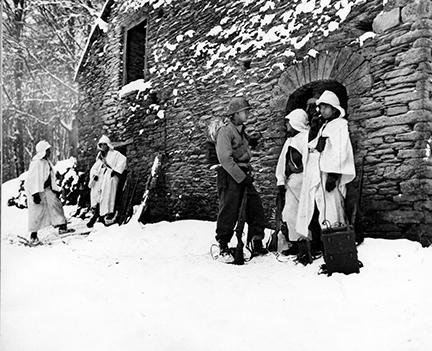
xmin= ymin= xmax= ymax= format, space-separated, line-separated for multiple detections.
xmin=215 ymin=97 xmax=268 ymax=261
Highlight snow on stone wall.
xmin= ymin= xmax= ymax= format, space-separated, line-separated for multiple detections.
xmin=76 ymin=0 xmax=432 ymax=241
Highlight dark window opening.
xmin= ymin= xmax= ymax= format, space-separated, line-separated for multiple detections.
xmin=123 ymin=19 xmax=147 ymax=85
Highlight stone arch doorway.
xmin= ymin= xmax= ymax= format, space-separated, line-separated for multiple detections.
xmin=285 ymin=80 xmax=348 ymax=115
xmin=278 ymin=47 xmax=372 ymax=116
xmin=276 ymin=46 xmax=372 ymax=155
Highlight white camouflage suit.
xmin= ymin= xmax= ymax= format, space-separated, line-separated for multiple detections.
xmin=296 ymin=91 xmax=356 ymax=238
xmin=25 ymin=141 xmax=66 ymax=232
xmin=275 ymin=109 xmax=310 ymax=242
xmin=89 ymin=135 xmax=127 ymax=217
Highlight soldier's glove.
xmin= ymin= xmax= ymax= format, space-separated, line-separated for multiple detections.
xmin=242 ymin=174 xmax=254 ymax=185
xmin=316 ymin=136 xmax=328 ymax=152
xmin=325 ymin=173 xmax=340 ymax=192
xmin=33 ymin=193 xmax=41 ymax=204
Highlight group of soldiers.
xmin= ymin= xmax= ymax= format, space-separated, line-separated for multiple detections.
xmin=213 ymin=91 xmax=355 ymax=264
xmin=24 ymin=90 xmax=355 ymax=260
xmin=25 ymin=136 xmax=127 ymax=245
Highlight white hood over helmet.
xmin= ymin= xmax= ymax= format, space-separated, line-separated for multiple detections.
xmin=97 ymin=135 xmax=114 ymax=150
xmin=33 ymin=140 xmax=51 ymax=160
xmin=285 ymin=108 xmax=309 ymax=133
xmin=316 ymin=90 xmax=346 ymax=118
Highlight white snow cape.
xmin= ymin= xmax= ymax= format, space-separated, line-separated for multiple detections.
xmin=296 ymin=117 xmax=355 ymax=238
xmin=275 ymin=131 xmax=309 ymax=241
xmin=89 ymin=149 xmax=127 ymax=216
xmin=25 ymin=158 xmax=65 ymax=232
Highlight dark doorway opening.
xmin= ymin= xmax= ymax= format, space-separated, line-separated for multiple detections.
xmin=285 ymin=80 xmax=348 ymax=115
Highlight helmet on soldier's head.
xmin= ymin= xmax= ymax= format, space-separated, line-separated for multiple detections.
xmin=227 ymin=97 xmax=252 ymax=115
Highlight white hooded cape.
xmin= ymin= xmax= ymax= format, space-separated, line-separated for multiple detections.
xmin=25 ymin=157 xmax=66 ymax=232
xmin=275 ymin=131 xmax=310 ymax=242
xmin=89 ymin=149 xmax=127 ymax=216
xmin=296 ymin=117 xmax=355 ymax=238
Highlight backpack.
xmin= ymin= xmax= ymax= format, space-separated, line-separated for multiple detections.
xmin=205 ymin=118 xmax=225 ymax=166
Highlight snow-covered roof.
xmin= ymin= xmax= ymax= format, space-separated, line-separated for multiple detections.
xmin=73 ymin=0 xmax=115 ymax=82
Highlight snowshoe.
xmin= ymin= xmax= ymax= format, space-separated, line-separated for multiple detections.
xmin=30 ymin=238 xmax=42 ymax=246
xmin=210 ymin=244 xmax=253 ymax=264
xmin=270 ymin=251 xmax=296 ymax=263
xmin=210 ymin=244 xmax=234 ymax=263
xmin=17 ymin=235 xmax=42 ymax=247
xmin=58 ymin=227 xmax=76 ymax=235
xmin=58 ymin=229 xmax=91 ymax=239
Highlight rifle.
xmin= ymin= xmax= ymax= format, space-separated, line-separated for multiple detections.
xmin=122 ymin=178 xmax=139 ymax=225
xmin=233 ymin=187 xmax=248 ymax=265
xmin=267 ymin=190 xmax=284 ymax=252
xmin=352 ymin=156 xmax=365 ymax=244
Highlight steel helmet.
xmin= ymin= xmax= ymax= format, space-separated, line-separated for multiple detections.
xmin=227 ymin=97 xmax=252 ymax=115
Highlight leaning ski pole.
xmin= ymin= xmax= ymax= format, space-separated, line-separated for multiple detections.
xmin=233 ymin=187 xmax=248 ymax=265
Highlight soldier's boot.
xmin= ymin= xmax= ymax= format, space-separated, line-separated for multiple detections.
xmin=87 ymin=205 xmax=100 ymax=228
xmin=296 ymin=240 xmax=313 ymax=266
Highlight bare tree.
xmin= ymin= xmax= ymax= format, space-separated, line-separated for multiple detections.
xmin=2 ymin=0 xmax=104 ymax=180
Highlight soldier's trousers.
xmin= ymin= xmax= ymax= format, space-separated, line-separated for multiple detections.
xmin=215 ymin=168 xmax=266 ymax=245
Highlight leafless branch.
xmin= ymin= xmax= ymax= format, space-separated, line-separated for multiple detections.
xmin=23 ymin=46 xmax=79 ymax=94
xmin=59 ymin=119 xmax=73 ymax=133
xmin=36 ymin=5 xmax=78 ymax=61
xmin=8 ymin=107 xmax=56 ymax=125
xmin=24 ymin=124 xmax=36 ymax=143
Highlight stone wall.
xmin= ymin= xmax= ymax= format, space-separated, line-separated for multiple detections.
xmin=75 ymin=0 xmax=432 ymax=243
xmin=360 ymin=0 xmax=432 ymax=243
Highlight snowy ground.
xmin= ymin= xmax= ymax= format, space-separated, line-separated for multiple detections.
xmin=1 ymin=177 xmax=432 ymax=351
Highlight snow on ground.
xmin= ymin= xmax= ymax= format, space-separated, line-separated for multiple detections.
xmin=1 ymin=180 xmax=432 ymax=351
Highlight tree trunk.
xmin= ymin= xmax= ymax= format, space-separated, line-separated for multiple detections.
xmin=12 ymin=0 xmax=26 ymax=176
xmin=70 ymin=117 xmax=79 ymax=157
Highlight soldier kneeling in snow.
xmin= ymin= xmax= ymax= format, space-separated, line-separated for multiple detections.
xmin=25 ymin=140 xmax=74 ymax=244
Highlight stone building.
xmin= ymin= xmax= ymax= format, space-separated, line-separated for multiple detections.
xmin=74 ymin=0 xmax=432 ymax=244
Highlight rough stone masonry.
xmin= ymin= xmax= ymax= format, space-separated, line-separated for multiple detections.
xmin=75 ymin=0 xmax=432 ymax=244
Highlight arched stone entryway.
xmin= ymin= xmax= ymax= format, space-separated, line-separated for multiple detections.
xmin=274 ymin=46 xmax=373 ymax=156
xmin=273 ymin=47 xmax=373 ymax=236
xmin=285 ymin=80 xmax=348 ymax=114
xmin=277 ymin=47 xmax=372 ymax=116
